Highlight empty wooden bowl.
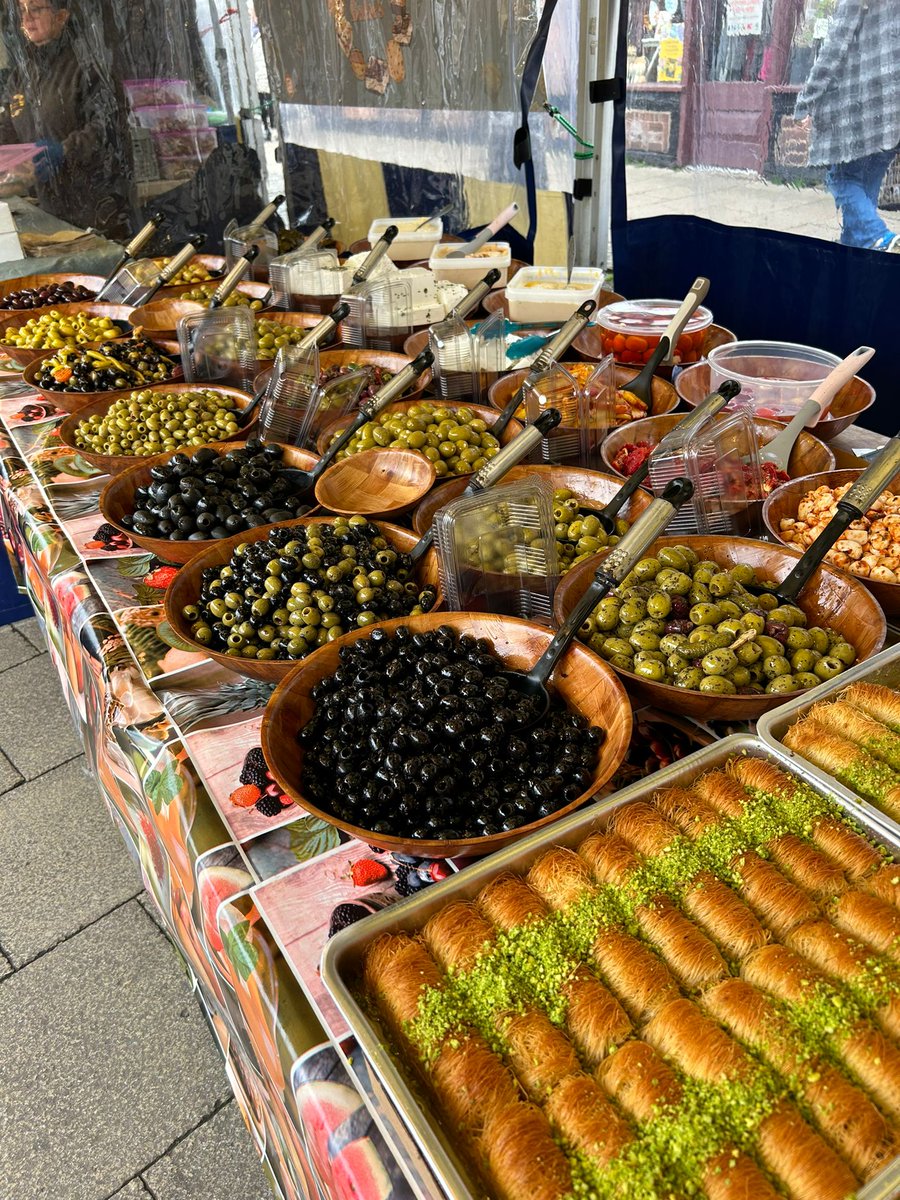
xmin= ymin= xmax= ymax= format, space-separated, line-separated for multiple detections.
xmin=487 ymin=365 xmax=679 ymax=424
xmin=0 ymin=303 xmax=135 ymax=368
xmin=314 ymin=447 xmax=436 ymax=519
xmin=573 ymin=323 xmax=738 ymax=381
xmin=22 ymin=349 xmax=183 ymax=414
xmin=481 ymin=287 xmax=625 ymax=325
xmin=261 ymin=611 xmax=633 ymax=857
xmin=0 ymin=272 xmax=105 ymax=312
xmin=57 ymin=384 xmax=259 ymax=476
xmin=100 ymin=440 xmax=319 ymax=563
xmin=553 ymin=533 xmax=886 ymax=722
xmin=675 ymin=361 xmax=875 ymax=443
xmin=763 ymin=468 xmax=900 ymax=618
xmin=128 ymin=298 xmax=205 ymax=341
xmin=164 ymin=516 xmax=442 ymax=681
xmin=316 ymin=398 xmax=524 ymax=458
xmin=412 ymin=463 xmax=653 ymax=536
xmin=600 ymin=413 xmax=836 ymax=480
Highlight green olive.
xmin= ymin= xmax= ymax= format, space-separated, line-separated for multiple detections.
xmin=701 ymin=648 xmax=738 ymax=676
xmin=763 ymin=654 xmax=792 ymax=679
xmin=830 ymin=641 xmax=857 ymax=666
xmin=766 ymin=674 xmax=799 ymax=694
xmin=699 ymin=675 xmax=737 ymax=694
xmin=814 ymin=655 xmax=845 ymax=681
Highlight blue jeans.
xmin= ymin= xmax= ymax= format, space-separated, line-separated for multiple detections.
xmin=826 ymin=148 xmax=898 ymax=248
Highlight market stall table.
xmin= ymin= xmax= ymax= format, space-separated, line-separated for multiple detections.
xmin=0 ymin=386 xmax=892 ymax=1200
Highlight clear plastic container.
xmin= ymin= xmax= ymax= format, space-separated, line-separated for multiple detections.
xmin=158 ymin=155 xmax=201 ymax=181
xmin=133 ymin=104 xmax=209 ymax=131
xmin=522 ymin=356 xmax=615 ymax=468
xmin=433 ymin=477 xmax=560 ymax=622
xmin=647 ymin=408 xmax=763 ymax=537
xmin=596 ymin=298 xmax=713 ymax=367
xmin=177 ymin=306 xmax=255 ymax=391
xmin=368 ymin=216 xmax=443 ymax=262
xmin=151 ymin=128 xmax=217 ymax=157
xmin=268 ymin=248 xmax=348 ymax=307
xmin=429 ymin=242 xmax=511 ymax=289
xmin=124 ymin=79 xmax=191 ymax=106
xmin=707 ymin=340 xmax=841 ymax=420
xmin=506 ymin=266 xmax=605 ymax=323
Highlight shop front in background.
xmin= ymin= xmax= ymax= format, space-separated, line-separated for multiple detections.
xmin=626 ymin=0 xmax=832 ymax=181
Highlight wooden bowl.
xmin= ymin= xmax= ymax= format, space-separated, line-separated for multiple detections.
xmin=316 ymin=398 xmax=524 ymax=458
xmin=573 ymin=323 xmax=738 ymax=381
xmin=128 ymin=298 xmax=205 ymax=340
xmin=314 ymin=447 xmax=436 ymax=518
xmin=253 ymin=310 xmax=340 ymax=371
xmin=140 ymin=280 xmax=272 ymax=318
xmin=0 ymin=303 xmax=135 ymax=368
xmin=553 ymin=534 xmax=886 ymax=722
xmin=600 ymin=413 xmax=836 ymax=480
xmin=22 ymin=349 xmax=183 ymax=414
xmin=481 ymin=287 xmax=625 ymax=325
xmin=164 ymin=516 xmax=442 ymax=681
xmin=488 ymin=366 xmax=679 ymax=424
xmin=412 ymin=463 xmax=654 ymax=536
xmin=261 ymin=611 xmax=633 ymax=857
xmin=763 ymin=469 xmax=900 ymax=618
xmin=0 ymin=272 xmax=105 ymax=312
xmin=56 ymin=383 xmax=258 ymax=476
xmin=148 ymin=254 xmax=227 ymax=297
xmin=100 ymin=440 xmax=319 ymax=563
xmin=675 ymin=361 xmax=875 ymax=443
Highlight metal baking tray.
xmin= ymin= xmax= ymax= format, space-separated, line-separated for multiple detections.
xmin=321 ymin=734 xmax=900 ymax=1200
xmin=759 ymin=641 xmax=900 ymax=845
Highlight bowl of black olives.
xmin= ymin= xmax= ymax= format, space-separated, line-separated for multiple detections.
xmin=24 ymin=337 xmax=181 ymax=413
xmin=261 ymin=612 xmax=633 ymax=856
xmin=552 ymin=534 xmax=885 ymax=722
xmin=57 ymin=383 xmax=258 ymax=475
xmin=99 ymin=438 xmax=321 ymax=563
xmin=164 ymin=515 xmax=443 ymax=680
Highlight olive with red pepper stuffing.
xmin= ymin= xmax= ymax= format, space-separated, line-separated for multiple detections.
xmin=36 ymin=338 xmax=176 ymax=393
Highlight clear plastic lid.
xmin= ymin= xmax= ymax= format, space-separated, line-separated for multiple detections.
xmin=97 ymin=257 xmax=164 ymax=305
xmin=177 ymin=306 xmax=255 ymax=391
xmin=707 ymin=340 xmax=840 ymax=419
xmin=521 ymin=356 xmax=615 ymax=468
xmin=341 ymin=275 xmax=427 ymax=349
xmin=268 ymin=248 xmax=347 ymax=308
xmin=647 ymin=408 xmax=764 ymax=537
xmin=597 ymin=298 xmax=713 ymax=337
xmin=433 ymin=476 xmax=559 ymax=621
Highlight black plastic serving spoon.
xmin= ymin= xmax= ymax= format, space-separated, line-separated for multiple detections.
xmin=501 ymin=477 xmax=695 ymax=727
xmin=620 ymin=277 xmax=709 ymax=408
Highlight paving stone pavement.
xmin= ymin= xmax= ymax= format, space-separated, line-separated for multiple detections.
xmin=0 ymin=634 xmax=272 ymax=1200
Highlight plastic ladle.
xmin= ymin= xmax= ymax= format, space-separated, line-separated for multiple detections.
xmin=621 ymin=276 xmax=710 ymax=408
xmin=500 ymin=477 xmax=696 ymax=727
xmin=758 ymin=345 xmax=875 ymax=473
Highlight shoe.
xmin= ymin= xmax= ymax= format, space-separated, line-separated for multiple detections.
xmin=870 ymin=233 xmax=900 ymax=251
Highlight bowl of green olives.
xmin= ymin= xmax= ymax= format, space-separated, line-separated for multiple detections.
xmin=553 ymin=535 xmax=886 ymax=720
xmin=262 ymin=611 xmax=633 ymax=856
xmin=0 ymin=303 xmax=136 ymax=368
xmin=488 ymin=364 xmax=680 ymax=425
xmin=164 ymin=515 xmax=443 ymax=682
xmin=150 ymin=254 xmax=227 ymax=294
xmin=100 ymin=439 xmax=320 ymax=563
xmin=316 ymin=399 xmax=523 ymax=478
xmin=252 ymin=312 xmax=339 ymax=367
xmin=176 ymin=281 xmax=271 ymax=311
xmin=56 ymin=383 xmax=256 ymax=474
xmin=412 ymin=465 xmax=654 ymax=573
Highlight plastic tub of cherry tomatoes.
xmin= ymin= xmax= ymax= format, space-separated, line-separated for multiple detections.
xmin=596 ymin=298 xmax=713 ymax=366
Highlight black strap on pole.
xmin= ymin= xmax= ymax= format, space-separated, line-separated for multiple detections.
xmin=514 ymin=0 xmax=561 ymax=256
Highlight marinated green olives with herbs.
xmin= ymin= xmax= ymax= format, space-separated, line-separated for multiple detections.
xmin=179 ymin=284 xmax=264 ymax=310
xmin=328 ymin=402 xmax=502 ymax=478
xmin=73 ymin=388 xmax=241 ymax=457
xmin=255 ymin=317 xmax=319 ymax=359
xmin=184 ymin=518 xmax=437 ymax=661
xmin=552 ymin=488 xmax=628 ymax=573
xmin=577 ymin=545 xmax=858 ymax=697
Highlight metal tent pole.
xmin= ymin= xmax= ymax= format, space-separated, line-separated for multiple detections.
xmin=574 ymin=0 xmax=621 ymax=270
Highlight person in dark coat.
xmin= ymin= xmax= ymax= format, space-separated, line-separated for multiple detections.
xmin=0 ymin=0 xmax=130 ymax=236
xmin=795 ymin=0 xmax=900 ymax=250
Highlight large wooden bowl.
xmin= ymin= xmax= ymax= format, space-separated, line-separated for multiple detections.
xmin=600 ymin=413 xmax=836 ymax=480
xmin=149 ymin=280 xmax=273 ymax=317
xmin=23 ymin=348 xmax=182 ymax=414
xmin=314 ymin=446 xmax=436 ymax=519
xmin=0 ymin=272 xmax=105 ymax=312
xmin=553 ymin=534 xmax=886 ymax=722
xmin=675 ymin=361 xmax=875 ymax=443
xmin=763 ymin=469 xmax=900 ymax=618
xmin=57 ymin=384 xmax=258 ymax=476
xmin=164 ymin=516 xmax=442 ymax=681
xmin=252 ymin=310 xmax=341 ymax=370
xmin=262 ymin=611 xmax=633 ymax=857
xmin=482 ymin=287 xmax=625 ymax=326
xmin=412 ymin=463 xmax=654 ymax=536
xmin=316 ymin=398 xmax=524 ymax=459
xmin=0 ymin=303 xmax=135 ymax=368
xmin=128 ymin=298 xmax=204 ymax=340
xmin=573 ymin=323 xmax=738 ymax=381
xmin=148 ymin=254 xmax=227 ymax=297
xmin=100 ymin=440 xmax=319 ymax=563
xmin=488 ymin=365 xmax=679 ymax=424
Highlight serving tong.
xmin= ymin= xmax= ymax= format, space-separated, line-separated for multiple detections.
xmin=94 ymin=211 xmax=165 ymax=302
xmin=502 ymin=477 xmax=695 ymax=725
